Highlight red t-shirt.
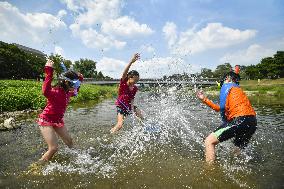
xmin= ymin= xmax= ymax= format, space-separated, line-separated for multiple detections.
xmin=39 ymin=66 xmax=82 ymax=123
xmin=115 ymin=78 xmax=138 ymax=111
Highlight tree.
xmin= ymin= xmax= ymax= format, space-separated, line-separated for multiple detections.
xmin=0 ymin=41 xmax=45 ymax=79
xmin=244 ymin=65 xmax=260 ymax=80
xmin=273 ymin=51 xmax=284 ymax=78
xmin=48 ymin=54 xmax=72 ymax=77
xmin=74 ymin=59 xmax=97 ymax=78
xmin=213 ymin=63 xmax=232 ymax=78
xmin=200 ymin=68 xmax=214 ymax=78
xmin=96 ymin=71 xmax=105 ymax=80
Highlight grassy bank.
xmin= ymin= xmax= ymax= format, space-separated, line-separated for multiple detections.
xmin=205 ymin=78 xmax=284 ymax=96
xmin=0 ymin=80 xmax=117 ymax=112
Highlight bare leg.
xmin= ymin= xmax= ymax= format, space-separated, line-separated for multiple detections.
xmin=39 ymin=126 xmax=58 ymax=161
xmin=204 ymin=133 xmax=219 ymax=164
xmin=134 ymin=107 xmax=143 ymax=120
xmin=110 ymin=113 xmax=124 ymax=133
xmin=54 ymin=126 xmax=73 ymax=148
xmin=233 ymin=147 xmax=241 ymax=156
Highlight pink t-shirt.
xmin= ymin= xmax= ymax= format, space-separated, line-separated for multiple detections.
xmin=38 ymin=66 xmax=82 ymax=123
xmin=115 ymin=78 xmax=138 ymax=111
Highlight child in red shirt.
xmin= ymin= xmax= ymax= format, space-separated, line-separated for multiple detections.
xmin=37 ymin=59 xmax=83 ymax=161
xmin=110 ymin=53 xmax=143 ymax=133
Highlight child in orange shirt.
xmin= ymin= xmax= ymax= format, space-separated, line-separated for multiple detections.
xmin=196 ymin=66 xmax=257 ymax=164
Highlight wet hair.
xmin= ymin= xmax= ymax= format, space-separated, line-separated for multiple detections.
xmin=127 ymin=70 xmax=139 ymax=78
xmin=58 ymin=70 xmax=79 ymax=92
xmin=220 ymin=71 xmax=240 ymax=87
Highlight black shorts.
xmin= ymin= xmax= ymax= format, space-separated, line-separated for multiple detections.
xmin=116 ymin=106 xmax=137 ymax=117
xmin=213 ymin=116 xmax=257 ymax=148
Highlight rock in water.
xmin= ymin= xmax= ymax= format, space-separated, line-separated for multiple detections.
xmin=0 ymin=123 xmax=6 ymax=130
xmin=4 ymin=117 xmax=16 ymax=129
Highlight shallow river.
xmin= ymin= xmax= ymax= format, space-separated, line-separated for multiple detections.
xmin=0 ymin=87 xmax=283 ymax=188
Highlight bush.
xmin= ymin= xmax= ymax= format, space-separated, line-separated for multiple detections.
xmin=0 ymin=80 xmax=117 ymax=112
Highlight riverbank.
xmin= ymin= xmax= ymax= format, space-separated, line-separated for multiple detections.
xmin=205 ymin=78 xmax=284 ymax=97
xmin=0 ymin=80 xmax=117 ymax=112
xmin=0 ymin=80 xmax=117 ymax=129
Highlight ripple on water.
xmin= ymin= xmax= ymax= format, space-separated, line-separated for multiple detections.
xmin=0 ymin=87 xmax=283 ymax=188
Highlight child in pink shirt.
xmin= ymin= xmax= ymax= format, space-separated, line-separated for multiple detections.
xmin=110 ymin=53 xmax=143 ymax=133
xmin=37 ymin=59 xmax=83 ymax=161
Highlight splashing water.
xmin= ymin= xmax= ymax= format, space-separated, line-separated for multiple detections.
xmin=40 ymin=86 xmax=260 ymax=187
xmin=0 ymin=85 xmax=283 ymax=188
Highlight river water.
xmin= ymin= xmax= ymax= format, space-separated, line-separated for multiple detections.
xmin=0 ymin=87 xmax=283 ymax=189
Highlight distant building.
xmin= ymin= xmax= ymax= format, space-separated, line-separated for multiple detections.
xmin=12 ymin=43 xmax=46 ymax=57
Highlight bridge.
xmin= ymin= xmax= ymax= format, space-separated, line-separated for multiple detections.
xmin=83 ymin=78 xmax=218 ymax=87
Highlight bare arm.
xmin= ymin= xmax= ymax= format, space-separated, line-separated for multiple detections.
xmin=196 ymin=90 xmax=220 ymax=112
xmin=121 ymin=53 xmax=140 ymax=80
xmin=42 ymin=59 xmax=54 ymax=97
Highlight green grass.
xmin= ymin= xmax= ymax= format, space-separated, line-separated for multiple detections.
xmin=0 ymin=80 xmax=117 ymax=112
xmin=205 ymin=78 xmax=284 ymax=96
xmin=240 ymin=78 xmax=284 ymax=86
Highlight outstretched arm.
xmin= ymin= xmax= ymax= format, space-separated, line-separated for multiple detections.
xmin=121 ymin=53 xmax=140 ymax=80
xmin=42 ymin=59 xmax=54 ymax=97
xmin=196 ymin=90 xmax=220 ymax=112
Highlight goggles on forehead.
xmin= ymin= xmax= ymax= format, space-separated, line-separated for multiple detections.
xmin=59 ymin=61 xmax=81 ymax=89
xmin=60 ymin=76 xmax=81 ymax=89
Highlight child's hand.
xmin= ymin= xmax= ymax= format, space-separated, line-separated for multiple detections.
xmin=130 ymin=53 xmax=140 ymax=64
xmin=45 ymin=59 xmax=54 ymax=68
xmin=78 ymin=73 xmax=83 ymax=81
xmin=196 ymin=90 xmax=205 ymax=100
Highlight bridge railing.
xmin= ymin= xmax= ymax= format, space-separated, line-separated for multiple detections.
xmin=83 ymin=78 xmax=219 ymax=86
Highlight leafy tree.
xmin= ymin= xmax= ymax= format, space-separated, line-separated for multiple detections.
xmin=273 ymin=51 xmax=284 ymax=78
xmin=63 ymin=59 xmax=72 ymax=70
xmin=200 ymin=68 xmax=214 ymax=78
xmin=96 ymin=71 xmax=105 ymax=80
xmin=0 ymin=41 xmax=45 ymax=79
xmin=213 ymin=63 xmax=232 ymax=78
xmin=242 ymin=51 xmax=284 ymax=79
xmin=244 ymin=65 xmax=260 ymax=80
xmin=74 ymin=59 xmax=97 ymax=78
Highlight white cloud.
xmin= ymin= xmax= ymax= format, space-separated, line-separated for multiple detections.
xmin=131 ymin=56 xmax=192 ymax=79
xmin=163 ymin=22 xmax=257 ymax=55
xmin=140 ymin=44 xmax=155 ymax=53
xmin=70 ymin=24 xmax=126 ymax=50
xmin=101 ymin=16 xmax=154 ymax=37
xmin=75 ymin=0 xmax=121 ymax=26
xmin=54 ymin=45 xmax=64 ymax=56
xmin=60 ymin=0 xmax=82 ymax=12
xmin=163 ymin=22 xmax=178 ymax=47
xmin=97 ymin=57 xmax=126 ymax=78
xmin=97 ymin=56 xmax=193 ymax=79
xmin=66 ymin=0 xmax=154 ymax=50
xmin=220 ymin=44 xmax=275 ymax=66
xmin=57 ymin=9 xmax=67 ymax=18
xmin=0 ymin=2 xmax=66 ymax=45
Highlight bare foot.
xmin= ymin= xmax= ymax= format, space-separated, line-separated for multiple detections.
xmin=110 ymin=127 xmax=119 ymax=134
xmin=233 ymin=147 xmax=241 ymax=156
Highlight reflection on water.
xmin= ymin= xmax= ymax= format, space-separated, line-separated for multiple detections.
xmin=0 ymin=87 xmax=283 ymax=188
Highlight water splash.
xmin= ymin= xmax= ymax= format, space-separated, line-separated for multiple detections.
xmin=41 ymin=85 xmax=260 ymax=187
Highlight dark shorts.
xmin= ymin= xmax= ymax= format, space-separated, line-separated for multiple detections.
xmin=213 ymin=116 xmax=257 ymax=148
xmin=116 ymin=106 xmax=137 ymax=117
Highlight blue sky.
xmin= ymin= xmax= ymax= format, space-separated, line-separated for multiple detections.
xmin=1 ymin=0 xmax=284 ymax=78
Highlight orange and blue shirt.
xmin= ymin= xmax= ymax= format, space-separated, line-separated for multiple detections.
xmin=202 ymin=83 xmax=256 ymax=122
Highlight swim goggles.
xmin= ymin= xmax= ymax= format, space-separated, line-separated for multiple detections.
xmin=60 ymin=76 xmax=81 ymax=89
xmin=59 ymin=62 xmax=81 ymax=89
